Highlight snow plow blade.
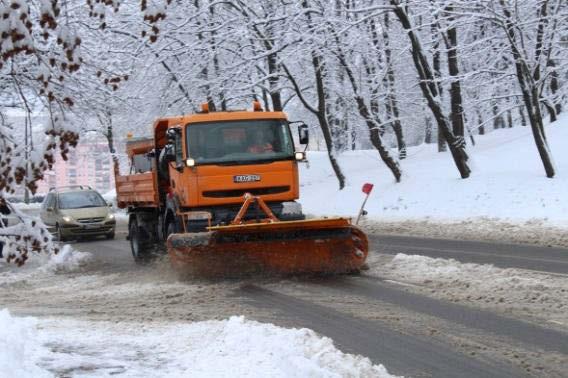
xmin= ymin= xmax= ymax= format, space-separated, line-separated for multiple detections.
xmin=167 ymin=218 xmax=368 ymax=278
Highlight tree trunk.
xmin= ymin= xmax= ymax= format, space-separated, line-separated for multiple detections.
xmin=445 ymin=7 xmax=465 ymax=139
xmin=267 ymin=53 xmax=283 ymax=111
xmin=317 ymin=114 xmax=346 ymax=189
xmin=519 ymin=106 xmax=527 ymax=126
xmin=382 ymin=14 xmax=406 ymax=159
xmin=332 ymin=19 xmax=402 ymax=181
xmin=281 ymin=62 xmax=347 ymax=188
xmin=391 ymin=0 xmax=470 ymax=178
xmin=500 ymin=0 xmax=555 ymax=178
xmin=492 ymin=102 xmax=504 ymax=129
xmin=424 ymin=115 xmax=433 ymax=143
xmin=430 ymin=17 xmax=446 ymax=153
xmin=476 ymin=109 xmax=485 ymax=135
xmin=507 ymin=109 xmax=513 ymax=128
xmin=548 ymin=60 xmax=562 ymax=116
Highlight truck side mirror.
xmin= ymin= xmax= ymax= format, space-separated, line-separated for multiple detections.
xmin=163 ymin=145 xmax=176 ymax=162
xmin=298 ymin=124 xmax=309 ymax=145
xmin=172 ymin=129 xmax=184 ymax=172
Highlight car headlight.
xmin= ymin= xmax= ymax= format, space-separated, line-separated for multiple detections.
xmin=107 ymin=213 xmax=115 ymax=220
xmin=62 ymin=216 xmax=73 ymax=223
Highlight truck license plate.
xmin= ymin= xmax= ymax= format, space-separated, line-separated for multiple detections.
xmin=233 ymin=174 xmax=261 ymax=183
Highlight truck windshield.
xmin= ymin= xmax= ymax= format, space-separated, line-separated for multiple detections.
xmin=186 ymin=120 xmax=294 ymax=165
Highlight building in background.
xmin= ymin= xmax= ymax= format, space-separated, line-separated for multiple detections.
xmin=37 ymin=136 xmax=114 ymax=195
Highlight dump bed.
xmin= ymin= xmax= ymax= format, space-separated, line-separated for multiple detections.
xmin=116 ymin=137 xmax=159 ymax=209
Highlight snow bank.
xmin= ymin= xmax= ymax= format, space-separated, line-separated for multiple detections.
xmin=300 ymin=115 xmax=568 ymax=228
xmin=372 ymin=253 xmax=568 ymax=324
xmin=1 ymin=313 xmax=396 ymax=378
xmin=0 ymin=310 xmax=51 ymax=378
xmin=12 ymin=202 xmax=43 ymax=211
xmin=43 ymin=244 xmax=93 ymax=273
xmin=0 ymin=245 xmax=93 ymax=285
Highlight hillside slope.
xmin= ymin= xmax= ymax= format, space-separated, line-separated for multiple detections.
xmin=300 ymin=115 xmax=568 ymax=228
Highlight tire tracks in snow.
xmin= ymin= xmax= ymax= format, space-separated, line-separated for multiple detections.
xmin=318 ymin=276 xmax=568 ymax=354
xmin=238 ymin=283 xmax=525 ymax=378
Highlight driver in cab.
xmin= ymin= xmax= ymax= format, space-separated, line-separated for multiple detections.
xmin=247 ymin=129 xmax=274 ymax=153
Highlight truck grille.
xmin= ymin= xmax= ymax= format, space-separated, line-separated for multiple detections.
xmin=203 ymin=186 xmax=290 ymax=198
xmin=77 ymin=217 xmax=105 ymax=223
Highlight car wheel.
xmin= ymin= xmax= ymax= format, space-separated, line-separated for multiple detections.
xmin=106 ymin=230 xmax=115 ymax=240
xmin=55 ymin=224 xmax=65 ymax=242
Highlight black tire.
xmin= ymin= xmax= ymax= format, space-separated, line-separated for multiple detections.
xmin=129 ymin=218 xmax=153 ymax=263
xmin=106 ymin=231 xmax=115 ymax=240
xmin=166 ymin=221 xmax=177 ymax=239
xmin=55 ymin=224 xmax=66 ymax=242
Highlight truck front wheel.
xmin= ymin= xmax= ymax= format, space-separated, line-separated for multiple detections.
xmin=129 ymin=218 xmax=153 ymax=263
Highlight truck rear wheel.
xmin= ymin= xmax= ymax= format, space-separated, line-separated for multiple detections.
xmin=129 ymin=218 xmax=154 ymax=263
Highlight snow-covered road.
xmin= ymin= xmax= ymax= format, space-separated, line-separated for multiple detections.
xmin=2 ymin=234 xmax=567 ymax=377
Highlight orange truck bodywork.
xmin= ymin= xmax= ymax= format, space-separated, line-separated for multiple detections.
xmin=116 ymin=111 xmax=298 ymax=210
xmin=115 ymin=105 xmax=368 ymax=277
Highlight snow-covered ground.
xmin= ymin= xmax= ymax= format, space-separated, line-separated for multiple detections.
xmin=368 ymin=253 xmax=568 ymax=326
xmin=0 ymin=246 xmax=396 ymax=378
xmin=1 ymin=310 xmax=394 ymax=378
xmin=300 ymin=116 xmax=568 ymax=229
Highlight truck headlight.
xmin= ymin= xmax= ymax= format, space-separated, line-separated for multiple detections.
xmin=62 ymin=216 xmax=73 ymax=223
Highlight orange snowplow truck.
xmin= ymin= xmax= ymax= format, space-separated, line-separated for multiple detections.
xmin=116 ymin=102 xmax=368 ymax=277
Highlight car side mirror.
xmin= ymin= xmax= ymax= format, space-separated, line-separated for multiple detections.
xmin=107 ymin=202 xmax=113 ymax=207
xmin=298 ymin=124 xmax=309 ymax=145
xmin=46 ymin=207 xmax=54 ymax=212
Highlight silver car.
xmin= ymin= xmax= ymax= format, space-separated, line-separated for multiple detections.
xmin=40 ymin=186 xmax=116 ymax=241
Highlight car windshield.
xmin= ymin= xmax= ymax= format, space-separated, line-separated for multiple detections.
xmin=58 ymin=191 xmax=107 ymax=209
xmin=186 ymin=120 xmax=294 ymax=165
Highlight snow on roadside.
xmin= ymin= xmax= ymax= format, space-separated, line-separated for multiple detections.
xmin=370 ymin=253 xmax=568 ymax=325
xmin=12 ymin=202 xmax=43 ymax=211
xmin=0 ymin=244 xmax=93 ymax=285
xmin=43 ymin=244 xmax=93 ymax=273
xmin=0 ymin=310 xmax=50 ymax=378
xmin=0 ymin=311 xmax=397 ymax=378
xmin=361 ymin=217 xmax=568 ymax=248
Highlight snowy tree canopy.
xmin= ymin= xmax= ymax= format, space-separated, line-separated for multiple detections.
xmin=1 ymin=0 xmax=567 ymax=263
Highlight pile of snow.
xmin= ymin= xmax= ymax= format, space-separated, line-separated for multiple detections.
xmin=0 ymin=245 xmax=92 ymax=285
xmin=0 ymin=310 xmax=50 ymax=378
xmin=43 ymin=244 xmax=93 ymax=273
xmin=0 ymin=312 xmax=396 ymax=378
xmin=300 ymin=115 xmax=568 ymax=228
xmin=12 ymin=202 xmax=43 ymax=211
xmin=372 ymin=253 xmax=568 ymax=324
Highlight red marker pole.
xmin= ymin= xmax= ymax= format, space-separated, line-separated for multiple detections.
xmin=356 ymin=183 xmax=374 ymax=225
